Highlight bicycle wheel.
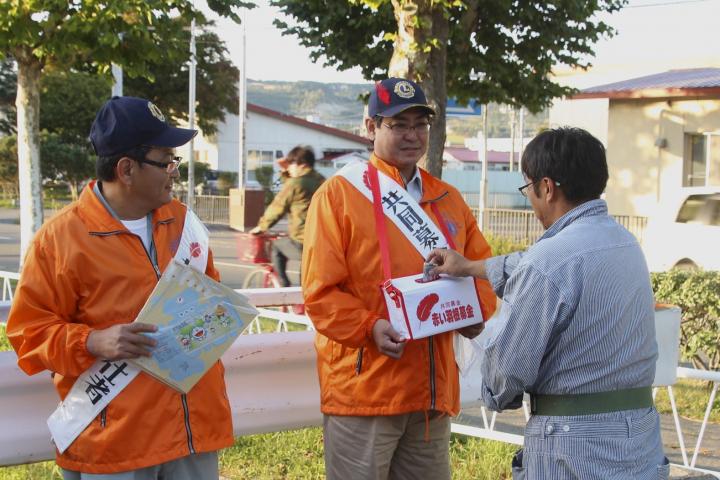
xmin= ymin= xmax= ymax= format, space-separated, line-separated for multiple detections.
xmin=243 ymin=267 xmax=270 ymax=289
xmin=260 ymin=270 xmax=291 ymax=314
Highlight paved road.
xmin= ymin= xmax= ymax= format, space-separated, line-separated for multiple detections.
xmin=0 ymin=209 xmax=301 ymax=289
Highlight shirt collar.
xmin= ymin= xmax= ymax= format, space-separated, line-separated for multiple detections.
xmin=369 ymin=154 xmax=446 ymax=203
xmin=540 ymin=198 xmax=608 ymax=241
xmin=93 ymin=181 xmax=124 ymax=222
xmin=405 ymin=166 xmax=422 ymax=188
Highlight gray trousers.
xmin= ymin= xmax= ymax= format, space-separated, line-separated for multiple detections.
xmin=271 ymin=237 xmax=303 ymax=287
xmin=61 ymin=451 xmax=218 ymax=480
xmin=512 ymin=408 xmax=669 ymax=479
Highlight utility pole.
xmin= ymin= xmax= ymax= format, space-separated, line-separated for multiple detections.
xmin=187 ymin=18 xmax=197 ymax=211
xmin=478 ymin=104 xmax=489 ymax=230
xmin=518 ymin=107 xmax=525 ymax=161
xmin=237 ymin=10 xmax=247 ymax=190
xmin=111 ymin=64 xmax=123 ymax=97
xmin=111 ymin=34 xmax=125 ymax=97
xmin=509 ymin=107 xmax=516 ymax=172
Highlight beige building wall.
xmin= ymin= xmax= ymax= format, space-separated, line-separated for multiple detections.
xmin=549 ymin=98 xmax=610 ymax=146
xmin=605 ymin=98 xmax=720 ymax=217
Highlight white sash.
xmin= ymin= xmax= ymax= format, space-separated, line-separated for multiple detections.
xmin=339 ymin=161 xmax=482 ymax=369
xmin=337 ymin=161 xmax=448 ymax=258
xmin=47 ymin=209 xmax=210 ymax=454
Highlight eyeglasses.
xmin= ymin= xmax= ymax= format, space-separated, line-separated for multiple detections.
xmin=518 ymin=178 xmax=561 ymax=197
xmin=136 ymin=155 xmax=182 ymax=173
xmin=518 ymin=179 xmax=540 ymax=197
xmin=380 ymin=121 xmax=431 ymax=136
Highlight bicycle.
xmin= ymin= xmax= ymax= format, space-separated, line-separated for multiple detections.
xmin=236 ymin=232 xmax=306 ymax=325
xmin=237 ymin=231 xmax=284 ymax=289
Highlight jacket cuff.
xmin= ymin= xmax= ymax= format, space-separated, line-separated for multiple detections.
xmin=365 ymin=314 xmax=383 ymax=343
xmin=78 ymin=327 xmax=98 ymax=370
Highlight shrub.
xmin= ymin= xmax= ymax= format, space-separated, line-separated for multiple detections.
xmin=254 ymin=165 xmax=276 ymax=206
xmin=485 ymin=233 xmax=529 ymax=257
xmin=651 ymin=269 xmax=720 ymax=371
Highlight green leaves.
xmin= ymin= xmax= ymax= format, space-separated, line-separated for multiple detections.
xmin=652 ymin=270 xmax=720 ymax=371
xmin=123 ymin=18 xmax=240 ymax=136
xmin=0 ymin=0 xmax=250 ymax=79
xmin=271 ymin=0 xmax=624 ymax=111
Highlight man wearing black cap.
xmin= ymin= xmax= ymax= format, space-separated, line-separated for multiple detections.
xmin=302 ymin=79 xmax=497 ymax=479
xmin=7 ymin=96 xmax=233 ymax=478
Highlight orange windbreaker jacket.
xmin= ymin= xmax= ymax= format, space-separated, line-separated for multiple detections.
xmin=6 ymin=182 xmax=233 ymax=473
xmin=302 ymin=155 xmax=497 ymax=417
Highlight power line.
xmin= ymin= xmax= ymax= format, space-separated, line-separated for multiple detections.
xmin=625 ymin=0 xmax=716 ymax=8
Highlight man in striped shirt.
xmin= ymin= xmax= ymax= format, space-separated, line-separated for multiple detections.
xmin=429 ymin=127 xmax=668 ymax=479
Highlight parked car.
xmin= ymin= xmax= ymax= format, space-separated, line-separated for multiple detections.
xmin=643 ymin=187 xmax=720 ymax=271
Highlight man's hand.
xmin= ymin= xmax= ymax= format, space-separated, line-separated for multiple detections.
xmin=371 ymin=319 xmax=407 ymax=360
xmin=426 ymin=248 xmax=486 ymax=279
xmin=458 ymin=322 xmax=485 ymax=339
xmin=249 ymin=226 xmax=264 ymax=235
xmin=86 ymin=323 xmax=158 ymax=361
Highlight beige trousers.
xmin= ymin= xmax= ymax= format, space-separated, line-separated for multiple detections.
xmin=323 ymin=412 xmax=451 ymax=480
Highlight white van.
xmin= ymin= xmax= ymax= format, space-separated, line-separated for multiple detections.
xmin=643 ymin=187 xmax=720 ymax=271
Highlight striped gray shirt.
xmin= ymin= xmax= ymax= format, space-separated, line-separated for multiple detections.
xmin=481 ymin=199 xmax=658 ymax=411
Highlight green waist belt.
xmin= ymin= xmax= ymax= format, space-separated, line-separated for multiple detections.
xmin=529 ymin=386 xmax=653 ymax=416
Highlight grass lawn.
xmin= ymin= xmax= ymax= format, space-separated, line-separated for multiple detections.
xmin=0 ymin=430 xmax=515 ymax=480
xmin=654 ymin=379 xmax=720 ymax=423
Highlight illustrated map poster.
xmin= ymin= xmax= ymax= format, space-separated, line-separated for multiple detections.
xmin=130 ymin=260 xmax=259 ymax=393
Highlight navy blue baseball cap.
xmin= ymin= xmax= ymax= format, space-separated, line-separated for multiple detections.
xmin=368 ymin=78 xmax=436 ymax=118
xmin=89 ymin=96 xmax=197 ymax=156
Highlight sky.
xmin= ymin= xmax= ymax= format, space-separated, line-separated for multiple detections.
xmin=205 ymin=0 xmax=720 ymax=87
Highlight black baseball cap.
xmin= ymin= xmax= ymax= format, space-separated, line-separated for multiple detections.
xmin=89 ymin=96 xmax=197 ymax=156
xmin=368 ymin=78 xmax=436 ymax=118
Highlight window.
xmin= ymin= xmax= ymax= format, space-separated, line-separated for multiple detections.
xmin=676 ymin=194 xmax=720 ymax=226
xmin=683 ymin=133 xmax=720 ymax=187
xmin=246 ymin=150 xmax=275 ymax=181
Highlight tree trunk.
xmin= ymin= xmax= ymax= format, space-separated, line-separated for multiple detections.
xmin=422 ymin=8 xmax=449 ymax=179
xmin=69 ymin=181 xmax=79 ymax=201
xmin=15 ymin=54 xmax=44 ymax=269
xmin=388 ymin=1 xmax=447 ymax=178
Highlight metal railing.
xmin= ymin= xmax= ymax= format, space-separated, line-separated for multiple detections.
xmin=480 ymin=208 xmax=545 ymax=243
xmin=174 ymin=193 xmax=230 ymax=224
xmin=471 ymin=208 xmax=648 ymax=245
xmin=0 ymin=270 xmax=19 ymax=302
xmin=461 ymin=191 xmax=531 ymax=210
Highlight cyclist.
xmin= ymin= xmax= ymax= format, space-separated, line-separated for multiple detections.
xmin=250 ymin=145 xmax=325 ymax=287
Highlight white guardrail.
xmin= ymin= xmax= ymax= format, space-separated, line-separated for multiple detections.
xmin=0 ymin=279 xmax=718 ymax=476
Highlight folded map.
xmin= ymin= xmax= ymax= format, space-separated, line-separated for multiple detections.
xmin=129 ymin=259 xmax=259 ymax=393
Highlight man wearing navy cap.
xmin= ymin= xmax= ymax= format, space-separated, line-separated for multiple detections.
xmin=7 ymin=96 xmax=233 ymax=478
xmin=302 ymin=79 xmax=496 ymax=479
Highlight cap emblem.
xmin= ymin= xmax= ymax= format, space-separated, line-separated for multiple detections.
xmin=375 ymin=82 xmax=391 ymax=105
xmin=148 ymin=102 xmax=165 ymax=122
xmin=394 ymin=81 xmax=415 ymax=99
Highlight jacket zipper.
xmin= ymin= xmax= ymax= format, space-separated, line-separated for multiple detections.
xmin=181 ymin=394 xmax=196 ymax=454
xmin=93 ymin=223 xmax=194 ymax=453
xmin=100 ymin=408 xmax=107 ymax=428
xmin=140 ymin=226 xmax=195 ymax=454
xmin=428 ymin=337 xmax=436 ymax=410
xmin=355 ymin=347 xmax=364 ymax=375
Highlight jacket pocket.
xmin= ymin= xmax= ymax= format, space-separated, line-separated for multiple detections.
xmin=99 ymin=407 xmax=107 ymax=429
xmin=657 ymin=457 xmax=670 ymax=479
xmin=511 ymin=448 xmax=525 ymax=480
xmin=355 ymin=347 xmax=364 ymax=375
